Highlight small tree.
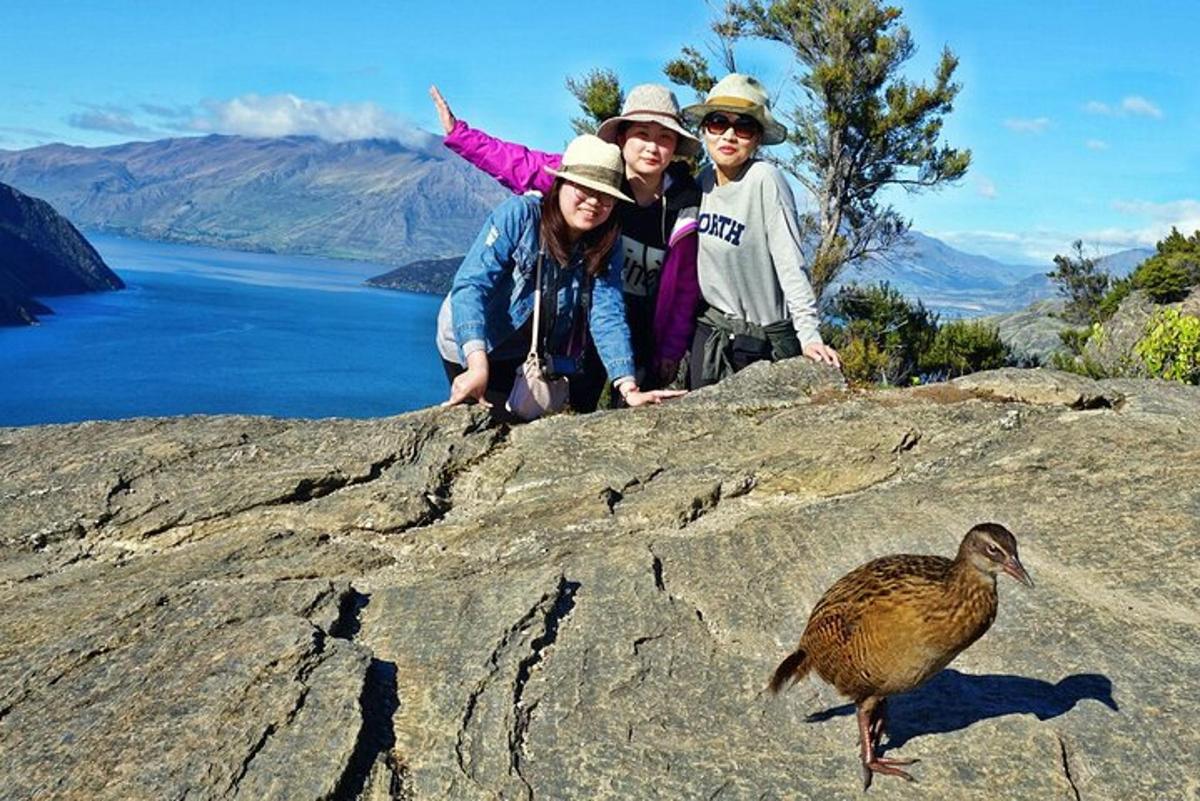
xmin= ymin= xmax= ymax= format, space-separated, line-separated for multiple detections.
xmin=565 ymin=69 xmax=623 ymax=135
xmin=666 ymin=0 xmax=971 ymax=300
xmin=1047 ymin=240 xmax=1110 ymax=324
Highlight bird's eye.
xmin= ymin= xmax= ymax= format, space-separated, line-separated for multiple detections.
xmin=986 ymin=544 xmax=1001 ymax=558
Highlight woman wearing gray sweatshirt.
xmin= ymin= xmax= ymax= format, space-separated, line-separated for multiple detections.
xmin=681 ymin=74 xmax=841 ymax=388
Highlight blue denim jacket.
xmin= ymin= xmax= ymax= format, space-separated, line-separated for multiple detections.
xmin=450 ymin=194 xmax=636 ymax=381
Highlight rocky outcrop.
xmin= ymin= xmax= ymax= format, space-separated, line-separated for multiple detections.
xmin=2 ymin=364 xmax=1197 ymax=800
xmin=980 ymin=298 xmax=1072 ymax=364
xmin=1079 ymin=287 xmax=1200 ymax=378
xmin=0 ymin=181 xmax=123 ymax=325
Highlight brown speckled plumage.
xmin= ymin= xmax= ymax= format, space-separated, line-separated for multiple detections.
xmin=769 ymin=523 xmax=1032 ymax=789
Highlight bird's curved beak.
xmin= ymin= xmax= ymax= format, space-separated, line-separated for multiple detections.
xmin=1003 ymin=556 xmax=1034 ymax=588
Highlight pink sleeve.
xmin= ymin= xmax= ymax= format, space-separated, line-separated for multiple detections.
xmin=443 ymin=119 xmax=559 ymax=195
xmin=652 ymin=224 xmax=701 ymax=365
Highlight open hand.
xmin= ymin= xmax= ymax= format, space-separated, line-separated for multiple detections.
xmin=803 ymin=341 xmax=841 ymax=370
xmin=429 ymin=85 xmax=457 ymax=135
xmin=443 ymin=363 xmax=490 ymax=408
xmin=623 ymin=388 xmax=688 ymax=407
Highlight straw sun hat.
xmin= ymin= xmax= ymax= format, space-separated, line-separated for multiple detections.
xmin=682 ymin=73 xmax=788 ymax=146
xmin=543 ymin=135 xmax=635 ymax=203
xmin=595 ymin=83 xmax=702 ymax=159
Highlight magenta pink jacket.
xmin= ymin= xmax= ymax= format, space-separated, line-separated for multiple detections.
xmin=444 ymin=119 xmax=701 ymax=368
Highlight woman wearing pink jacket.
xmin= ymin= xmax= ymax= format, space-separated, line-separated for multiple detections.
xmin=430 ymin=84 xmax=702 ymax=409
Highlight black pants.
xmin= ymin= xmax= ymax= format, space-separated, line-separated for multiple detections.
xmin=687 ymin=321 xmax=776 ymax=390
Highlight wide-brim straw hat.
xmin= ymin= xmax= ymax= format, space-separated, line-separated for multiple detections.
xmin=595 ymin=83 xmax=702 ymax=159
xmin=543 ymin=135 xmax=635 ymax=203
xmin=681 ymin=73 xmax=788 ymax=146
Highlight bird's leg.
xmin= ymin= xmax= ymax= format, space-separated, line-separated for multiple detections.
xmin=869 ymin=698 xmax=887 ymax=751
xmin=870 ymin=698 xmax=917 ymax=766
xmin=856 ymin=698 xmax=918 ymax=791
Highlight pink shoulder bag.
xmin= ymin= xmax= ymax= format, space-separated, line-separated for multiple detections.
xmin=506 ymin=251 xmax=569 ymax=421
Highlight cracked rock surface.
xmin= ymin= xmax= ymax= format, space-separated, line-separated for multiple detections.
xmin=1 ymin=364 xmax=1197 ymax=800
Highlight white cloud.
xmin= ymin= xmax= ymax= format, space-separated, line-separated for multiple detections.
xmin=929 ymin=228 xmax=1063 ymax=263
xmin=976 ymin=176 xmax=997 ymax=199
xmin=1051 ymin=200 xmax=1199 ymax=257
xmin=927 ymin=221 xmax=1179 ymax=265
xmin=1085 ymin=139 xmax=1109 ymax=151
xmin=188 ymin=93 xmax=439 ymax=150
xmin=930 ymin=200 xmax=1199 ymax=263
xmin=1121 ymin=95 xmax=1163 ymax=118
xmin=1084 ymin=96 xmax=1163 ymax=119
xmin=1003 ymin=117 xmax=1051 ymax=134
xmin=1103 ymin=199 xmax=1200 ymax=245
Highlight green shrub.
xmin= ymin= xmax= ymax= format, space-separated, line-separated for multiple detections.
xmin=835 ymin=335 xmax=893 ymax=386
xmin=824 ymin=282 xmax=938 ymax=386
xmin=1128 ymin=228 xmax=1200 ymax=303
xmin=1132 ymin=253 xmax=1200 ymax=303
xmin=921 ymin=319 xmax=1011 ymax=378
xmin=1047 ymin=349 xmax=1110 ymax=379
xmin=1058 ymin=325 xmax=1097 ymax=356
xmin=1097 ymin=277 xmax=1132 ymax=321
xmin=1135 ymin=308 xmax=1200 ymax=384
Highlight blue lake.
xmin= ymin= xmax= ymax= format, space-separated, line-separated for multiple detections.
xmin=0 ymin=234 xmax=447 ymax=426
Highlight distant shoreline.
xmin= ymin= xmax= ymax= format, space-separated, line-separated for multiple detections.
xmin=82 ymin=230 xmax=448 ymax=298
xmin=79 ymin=227 xmax=451 ymax=297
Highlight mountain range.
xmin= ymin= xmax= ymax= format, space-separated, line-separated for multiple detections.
xmin=0 ymin=134 xmax=1153 ymax=315
xmin=839 ymin=232 xmax=1151 ymax=316
xmin=0 ymin=134 xmax=507 ymax=267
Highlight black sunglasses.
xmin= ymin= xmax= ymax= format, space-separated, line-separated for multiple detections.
xmin=702 ymin=113 xmax=760 ymax=140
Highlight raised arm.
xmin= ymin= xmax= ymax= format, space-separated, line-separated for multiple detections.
xmin=430 ymin=85 xmax=559 ymax=195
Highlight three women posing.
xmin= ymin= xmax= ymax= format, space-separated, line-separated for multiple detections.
xmin=435 ymin=73 xmax=838 ymax=412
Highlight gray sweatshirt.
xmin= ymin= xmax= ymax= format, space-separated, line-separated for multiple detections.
xmin=696 ymin=159 xmax=822 ymax=346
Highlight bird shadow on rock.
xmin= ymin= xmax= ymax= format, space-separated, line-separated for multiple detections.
xmin=805 ymin=669 xmax=1118 ymax=753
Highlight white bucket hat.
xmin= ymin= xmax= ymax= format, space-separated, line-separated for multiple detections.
xmin=543 ymin=135 xmax=635 ymax=203
xmin=596 ymin=83 xmax=703 ymax=159
xmin=682 ymin=73 xmax=788 ymax=146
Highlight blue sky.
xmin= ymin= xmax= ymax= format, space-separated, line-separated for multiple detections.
xmin=3 ymin=1 xmax=1196 ymax=265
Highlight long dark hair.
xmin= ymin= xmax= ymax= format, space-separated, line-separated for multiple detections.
xmin=539 ymin=179 xmax=621 ymax=278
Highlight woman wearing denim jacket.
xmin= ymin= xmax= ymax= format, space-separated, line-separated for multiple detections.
xmin=431 ymin=84 xmax=703 ymax=403
xmin=436 ymin=135 xmax=686 ymax=411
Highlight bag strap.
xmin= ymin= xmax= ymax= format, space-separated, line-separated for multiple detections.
xmin=572 ymin=271 xmax=593 ymax=357
xmin=527 ymin=249 xmax=544 ymax=361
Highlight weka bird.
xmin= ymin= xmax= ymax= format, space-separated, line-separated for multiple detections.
xmin=769 ymin=523 xmax=1033 ymax=789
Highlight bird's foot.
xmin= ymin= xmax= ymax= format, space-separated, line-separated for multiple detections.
xmin=860 ymin=757 xmax=919 ymax=791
